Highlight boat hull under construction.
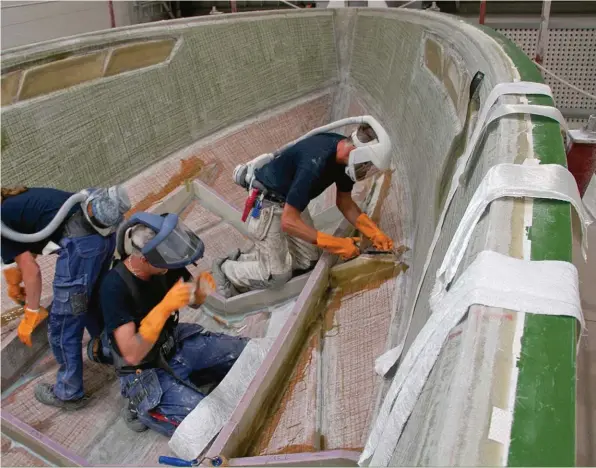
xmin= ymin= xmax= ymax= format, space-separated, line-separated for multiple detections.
xmin=0 ymin=7 xmax=578 ymax=467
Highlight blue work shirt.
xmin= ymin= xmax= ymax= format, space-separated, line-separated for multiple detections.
xmin=1 ymin=188 xmax=79 ymax=264
xmin=255 ymin=132 xmax=354 ymax=212
xmin=100 ymin=266 xmax=191 ymax=338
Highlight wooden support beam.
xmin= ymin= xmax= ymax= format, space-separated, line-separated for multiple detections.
xmin=1 ymin=321 xmax=48 ymax=390
xmin=1 ymin=410 xmax=89 ymax=466
xmin=192 ymin=180 xmax=249 ymax=236
xmin=329 ymin=254 xmax=407 ymax=289
xmin=205 ymin=222 xmax=348 ymax=460
xmin=204 ymin=272 xmax=310 ymax=317
xmin=150 ymin=183 xmax=194 ymax=215
xmin=228 ymin=449 xmax=361 ymax=466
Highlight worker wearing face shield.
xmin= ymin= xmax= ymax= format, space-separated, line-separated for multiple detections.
xmin=216 ymin=117 xmax=395 ymax=298
xmin=1 ymin=185 xmax=130 ymax=409
xmin=98 ymin=212 xmax=248 ymax=435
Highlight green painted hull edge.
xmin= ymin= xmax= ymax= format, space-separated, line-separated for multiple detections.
xmin=478 ymin=26 xmax=576 ymax=467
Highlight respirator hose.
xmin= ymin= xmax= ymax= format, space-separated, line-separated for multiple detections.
xmin=0 ymin=191 xmax=88 ymax=243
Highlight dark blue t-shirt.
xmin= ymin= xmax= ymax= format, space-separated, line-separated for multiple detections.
xmin=100 ymin=266 xmax=191 ymax=336
xmin=255 ymin=132 xmax=354 ymax=212
xmin=1 ymin=188 xmax=79 ymax=264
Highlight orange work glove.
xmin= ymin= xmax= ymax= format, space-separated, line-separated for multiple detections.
xmin=316 ymin=232 xmax=361 ymax=260
xmin=17 ymin=306 xmax=49 ymax=347
xmin=355 ymin=213 xmax=394 ymax=251
xmin=194 ymin=272 xmax=216 ymax=306
xmin=139 ymin=279 xmax=192 ymax=345
xmin=3 ymin=267 xmax=26 ymax=305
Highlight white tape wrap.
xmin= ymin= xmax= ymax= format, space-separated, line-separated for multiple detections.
xmin=374 ymin=82 xmax=566 ymax=377
xmin=433 ymin=163 xmax=592 ymax=299
xmin=360 ymin=250 xmax=583 ymax=467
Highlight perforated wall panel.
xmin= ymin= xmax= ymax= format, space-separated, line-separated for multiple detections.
xmin=498 ymin=28 xmax=596 ymax=116
xmin=497 ymin=28 xmax=538 ymax=57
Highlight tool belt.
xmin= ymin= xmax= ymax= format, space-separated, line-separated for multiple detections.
xmin=247 ymin=177 xmax=285 ymax=204
xmin=260 ymin=187 xmax=285 ymax=205
xmin=63 ymin=210 xmax=97 ymax=238
xmin=242 ymin=182 xmax=286 ymax=222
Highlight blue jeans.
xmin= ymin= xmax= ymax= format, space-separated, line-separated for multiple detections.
xmin=49 ymin=233 xmax=116 ymax=401
xmin=120 ymin=323 xmax=249 ymax=436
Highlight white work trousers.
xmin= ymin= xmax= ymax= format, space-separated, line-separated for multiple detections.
xmin=222 ymin=204 xmax=320 ymax=292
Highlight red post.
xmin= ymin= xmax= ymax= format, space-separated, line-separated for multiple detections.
xmin=535 ymin=0 xmax=551 ymax=67
xmin=107 ymin=0 xmax=116 ymax=27
xmin=566 ymin=116 xmax=596 ymax=197
xmin=478 ymin=0 xmax=487 ymax=25
xmin=230 ymin=1 xmax=238 ymax=13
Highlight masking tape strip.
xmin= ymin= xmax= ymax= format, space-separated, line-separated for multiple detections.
xmin=488 ymin=406 xmax=513 ymax=445
xmin=360 ymin=250 xmax=583 ymax=466
xmin=374 ymin=82 xmax=564 ymax=378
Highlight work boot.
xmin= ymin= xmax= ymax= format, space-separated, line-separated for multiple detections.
xmin=121 ymin=404 xmax=148 ymax=432
xmin=212 ymin=257 xmax=239 ymax=299
xmin=34 ymin=383 xmax=89 ymax=411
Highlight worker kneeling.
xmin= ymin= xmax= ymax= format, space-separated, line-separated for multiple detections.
xmin=215 ymin=116 xmax=395 ymax=297
xmin=99 ymin=212 xmax=248 ymax=435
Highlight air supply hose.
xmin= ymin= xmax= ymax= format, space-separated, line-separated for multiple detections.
xmin=0 ymin=191 xmax=88 ymax=243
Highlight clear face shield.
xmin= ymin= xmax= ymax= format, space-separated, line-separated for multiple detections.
xmin=345 ymin=131 xmax=382 ymax=182
xmin=117 ymin=212 xmax=205 ymax=269
xmin=143 ymin=220 xmax=205 ymax=269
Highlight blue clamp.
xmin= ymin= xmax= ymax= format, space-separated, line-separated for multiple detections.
xmin=159 ymin=456 xmax=224 ymax=467
xmin=158 ymin=456 xmax=196 ymax=467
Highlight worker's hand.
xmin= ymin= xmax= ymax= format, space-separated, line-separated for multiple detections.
xmin=316 ymin=232 xmax=361 ymax=260
xmin=7 ymin=284 xmax=26 ymax=305
xmin=161 ymin=279 xmax=192 ymax=314
xmin=140 ymin=280 xmax=192 ymax=345
xmin=17 ymin=306 xmax=49 ymax=347
xmin=355 ymin=213 xmax=394 ymax=251
xmin=3 ymin=267 xmax=26 ymax=305
xmin=194 ymin=272 xmax=216 ymax=306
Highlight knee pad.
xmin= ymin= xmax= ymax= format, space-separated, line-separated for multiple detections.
xmin=87 ymin=334 xmax=114 ymax=365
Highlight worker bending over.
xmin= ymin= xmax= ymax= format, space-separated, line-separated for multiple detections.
xmin=214 ymin=116 xmax=395 ymax=297
xmin=100 ymin=212 xmax=247 ymax=435
xmin=1 ymin=185 xmax=130 ymax=409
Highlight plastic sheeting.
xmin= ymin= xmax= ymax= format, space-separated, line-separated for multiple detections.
xmin=584 ymin=174 xmax=596 ymax=221
xmin=169 ymin=337 xmax=276 ymax=460
xmin=360 ymin=250 xmax=584 ymax=466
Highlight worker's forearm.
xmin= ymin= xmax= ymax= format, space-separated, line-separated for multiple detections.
xmin=337 ymin=197 xmax=362 ymax=227
xmin=21 ymin=266 xmax=42 ymax=310
xmin=281 ymin=205 xmax=318 ymax=244
xmin=125 ymin=306 xmax=175 ymax=363
xmin=114 ymin=321 xmax=158 ymax=366
xmin=282 ymin=216 xmax=318 ymax=244
xmin=129 ymin=334 xmax=156 ymax=364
